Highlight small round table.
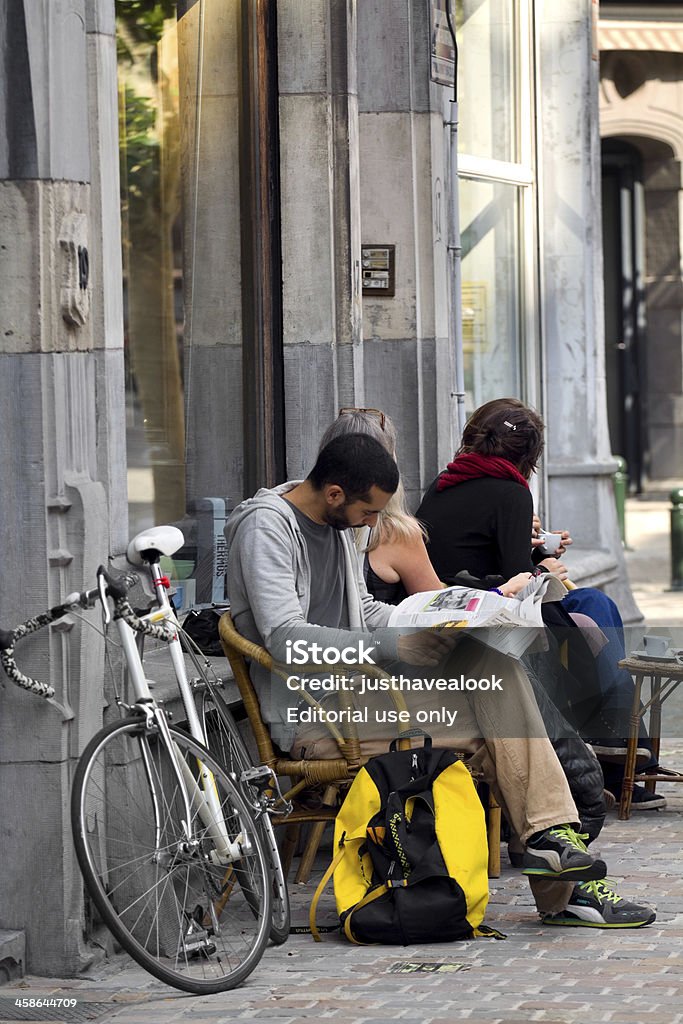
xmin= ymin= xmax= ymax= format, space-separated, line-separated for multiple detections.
xmin=617 ymin=655 xmax=683 ymax=819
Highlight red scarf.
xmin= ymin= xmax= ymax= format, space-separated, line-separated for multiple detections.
xmin=436 ymin=453 xmax=529 ymax=491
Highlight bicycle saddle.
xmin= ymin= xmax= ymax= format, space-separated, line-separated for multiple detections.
xmin=127 ymin=525 xmax=185 ymax=566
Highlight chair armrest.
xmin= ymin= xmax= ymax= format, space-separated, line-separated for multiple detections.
xmin=218 ymin=612 xmax=411 ymax=751
xmin=218 ymin=613 xmax=274 ymax=669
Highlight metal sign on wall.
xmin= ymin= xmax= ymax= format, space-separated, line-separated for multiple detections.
xmin=430 ymin=0 xmax=456 ymax=87
xmin=361 ymin=245 xmax=395 ymax=297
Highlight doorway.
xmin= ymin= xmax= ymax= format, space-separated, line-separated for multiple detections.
xmin=601 ymin=139 xmax=646 ymax=493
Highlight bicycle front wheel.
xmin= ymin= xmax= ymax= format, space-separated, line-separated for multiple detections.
xmin=200 ymin=688 xmax=290 ymax=944
xmin=71 ymin=717 xmax=271 ymax=994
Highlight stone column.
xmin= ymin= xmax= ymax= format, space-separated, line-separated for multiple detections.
xmin=356 ymin=0 xmax=453 ymax=507
xmin=278 ymin=0 xmax=364 ymax=477
xmin=538 ymin=0 xmax=638 ymax=618
xmin=178 ymin=0 xmax=244 ymax=504
xmin=0 ymin=0 xmax=125 ymax=974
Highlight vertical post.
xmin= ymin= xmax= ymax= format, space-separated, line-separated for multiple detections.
xmin=671 ymin=488 xmax=683 ymax=591
xmin=240 ymin=0 xmax=285 ymax=494
xmin=445 ymin=2 xmax=466 ymax=444
xmin=612 ymin=455 xmax=628 ymax=547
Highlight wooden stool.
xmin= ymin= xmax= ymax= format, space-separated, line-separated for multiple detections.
xmin=617 ymin=654 xmax=683 ymax=819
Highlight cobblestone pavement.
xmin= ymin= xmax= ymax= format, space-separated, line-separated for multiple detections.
xmin=3 ymin=782 xmax=683 ymax=1024
xmin=3 ymin=497 xmax=683 ymax=1024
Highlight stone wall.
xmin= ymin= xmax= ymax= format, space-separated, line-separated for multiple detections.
xmin=0 ymin=0 xmax=125 ymax=974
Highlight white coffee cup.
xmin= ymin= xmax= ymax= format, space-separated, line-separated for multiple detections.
xmin=537 ymin=530 xmax=563 ymax=556
xmin=643 ymin=634 xmax=669 ymax=657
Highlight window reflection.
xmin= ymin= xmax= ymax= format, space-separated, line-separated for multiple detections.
xmin=456 ymin=0 xmax=517 ymax=164
xmin=118 ymin=4 xmax=186 ymax=532
xmin=117 ymin=0 xmax=241 ymax=610
xmin=460 ymin=177 xmax=522 ymax=408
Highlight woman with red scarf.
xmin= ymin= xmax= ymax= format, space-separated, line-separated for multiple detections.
xmin=416 ymin=398 xmax=662 ymax=810
xmin=416 ymin=399 xmax=560 ymax=583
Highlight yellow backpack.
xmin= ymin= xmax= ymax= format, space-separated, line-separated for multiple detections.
xmin=311 ymin=739 xmax=492 ymax=944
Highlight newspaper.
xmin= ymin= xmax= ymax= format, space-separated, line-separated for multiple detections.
xmin=387 ymin=573 xmax=566 ymax=659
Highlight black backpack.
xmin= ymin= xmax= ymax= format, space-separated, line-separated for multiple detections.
xmin=311 ymin=739 xmax=497 ymax=945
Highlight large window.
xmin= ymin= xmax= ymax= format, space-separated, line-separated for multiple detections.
xmin=118 ymin=1 xmax=189 ymax=534
xmin=117 ymin=0 xmax=282 ymax=610
xmin=456 ymin=0 xmax=537 ymax=412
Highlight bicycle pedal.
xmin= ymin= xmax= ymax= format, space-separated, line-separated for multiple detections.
xmin=182 ymin=909 xmax=217 ymax=958
xmin=182 ymin=932 xmax=216 ymax=957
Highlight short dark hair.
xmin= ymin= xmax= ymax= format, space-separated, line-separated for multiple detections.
xmin=308 ymin=433 xmax=399 ymax=501
xmin=459 ymin=398 xmax=545 ymax=479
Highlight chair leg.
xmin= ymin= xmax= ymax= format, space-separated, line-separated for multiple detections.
xmin=281 ymin=822 xmax=300 ymax=879
xmin=619 ymin=673 xmax=644 ymax=820
xmin=487 ymin=792 xmax=501 ymax=878
xmin=294 ymin=784 xmax=338 ymax=884
xmin=645 ymin=675 xmax=662 ymax=794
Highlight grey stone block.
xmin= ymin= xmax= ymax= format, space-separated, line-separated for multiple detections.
xmin=283 ymin=343 xmax=336 ymax=479
xmin=0 ymin=931 xmax=25 ymax=983
xmin=185 ymin=344 xmax=244 ymax=504
xmin=358 ymin=0 xmax=430 ymax=114
xmin=362 ymin=336 xmax=439 ymax=507
xmin=84 ymin=0 xmax=116 ymax=36
xmin=277 ymin=0 xmax=330 ymax=95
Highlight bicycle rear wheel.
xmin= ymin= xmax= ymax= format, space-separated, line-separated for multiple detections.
xmin=71 ymin=717 xmax=271 ymax=994
xmin=200 ymin=687 xmax=290 ymax=945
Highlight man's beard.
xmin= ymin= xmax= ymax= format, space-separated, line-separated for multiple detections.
xmin=324 ymin=505 xmax=352 ymax=531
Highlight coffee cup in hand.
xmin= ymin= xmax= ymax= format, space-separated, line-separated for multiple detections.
xmin=537 ymin=530 xmax=563 ymax=556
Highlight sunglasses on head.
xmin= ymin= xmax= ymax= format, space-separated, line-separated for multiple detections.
xmin=338 ymin=407 xmax=386 ymax=431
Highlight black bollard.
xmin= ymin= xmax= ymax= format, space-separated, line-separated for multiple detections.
xmin=671 ymin=488 xmax=683 ymax=591
xmin=613 ymin=456 xmax=627 ymax=547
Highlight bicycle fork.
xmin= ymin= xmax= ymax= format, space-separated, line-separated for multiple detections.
xmin=117 ymin=616 xmax=251 ymax=868
xmin=145 ymin=703 xmax=252 ymax=867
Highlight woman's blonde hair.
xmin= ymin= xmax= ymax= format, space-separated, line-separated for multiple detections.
xmin=319 ymin=409 xmax=425 ymax=551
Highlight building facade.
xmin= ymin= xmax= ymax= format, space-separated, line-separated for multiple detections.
xmin=0 ymin=0 xmax=631 ymax=975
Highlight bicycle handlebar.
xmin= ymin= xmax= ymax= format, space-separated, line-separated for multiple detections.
xmin=0 ymin=566 xmax=175 ymax=701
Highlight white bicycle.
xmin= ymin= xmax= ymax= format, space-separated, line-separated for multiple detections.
xmin=0 ymin=526 xmax=289 ymax=994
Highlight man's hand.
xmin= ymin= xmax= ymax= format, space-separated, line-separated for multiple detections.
xmin=397 ymin=628 xmax=459 ymax=666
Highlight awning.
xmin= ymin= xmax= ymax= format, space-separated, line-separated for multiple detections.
xmin=599 ymin=21 xmax=683 ymax=52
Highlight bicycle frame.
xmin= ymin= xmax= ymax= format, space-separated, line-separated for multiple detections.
xmin=116 ymin=566 xmax=249 ymax=865
xmin=1 ymin=549 xmax=275 ymax=991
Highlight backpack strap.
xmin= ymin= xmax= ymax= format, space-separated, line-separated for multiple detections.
xmin=309 ymin=844 xmax=347 ymax=942
xmin=389 ymin=732 xmax=431 ymax=753
xmin=342 ymin=882 xmax=395 ymax=944
xmin=474 ymin=923 xmax=507 ymax=940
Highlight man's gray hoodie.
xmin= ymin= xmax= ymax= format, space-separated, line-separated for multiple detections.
xmin=225 ymin=482 xmax=400 ymax=750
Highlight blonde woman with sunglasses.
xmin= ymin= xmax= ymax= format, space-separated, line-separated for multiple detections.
xmin=320 ymin=409 xmax=530 ymax=604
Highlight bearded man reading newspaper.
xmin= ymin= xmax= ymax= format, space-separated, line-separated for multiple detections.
xmin=225 ymin=433 xmax=655 ymax=929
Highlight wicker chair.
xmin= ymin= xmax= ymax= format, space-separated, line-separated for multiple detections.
xmin=218 ymin=611 xmax=501 ymax=882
